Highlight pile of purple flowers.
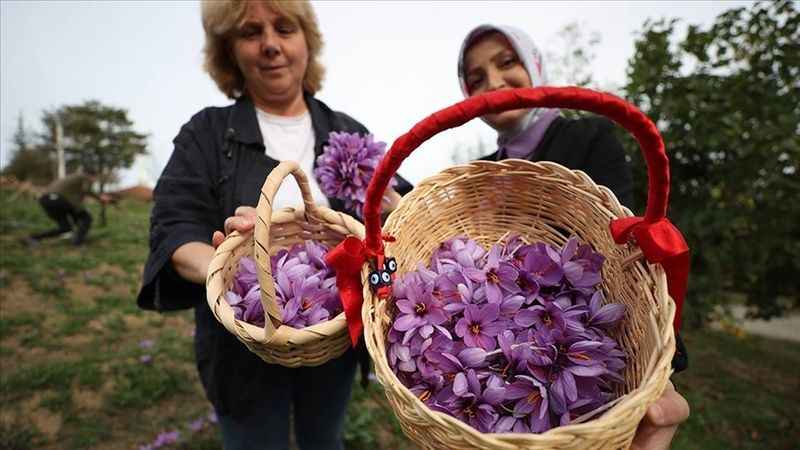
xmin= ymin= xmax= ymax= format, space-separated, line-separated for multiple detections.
xmin=226 ymin=241 xmax=343 ymax=329
xmin=314 ymin=131 xmax=396 ymax=218
xmin=387 ymin=235 xmax=627 ymax=434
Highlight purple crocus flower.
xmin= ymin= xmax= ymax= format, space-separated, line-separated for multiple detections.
xmin=233 ymin=257 xmax=259 ymax=296
xmin=241 ymin=285 xmax=265 ymax=327
xmin=432 ymin=271 xmax=468 ymax=306
xmin=449 ymin=369 xmax=505 ymax=433
xmin=443 ymin=280 xmax=486 ymax=316
xmin=560 ymin=237 xmax=605 ymax=288
xmin=314 ymin=131 xmax=394 ymax=217
xmin=393 ymin=281 xmax=447 ymax=339
xmin=503 ymin=375 xmax=551 ymax=433
xmin=388 ymin=341 xmax=417 ymax=373
xmin=152 ymin=430 xmax=180 ymax=447
xmin=515 ymin=270 xmax=541 ymax=305
xmin=455 ymin=303 xmax=505 ymax=351
xmin=521 ymin=246 xmax=564 ymax=287
xmin=515 ymin=301 xmax=566 ymax=332
xmin=409 ymin=373 xmax=447 ymax=407
xmin=464 ymin=245 xmax=520 ymax=304
xmin=428 ymin=347 xmax=487 ymax=390
xmin=188 ymin=418 xmax=205 ymax=433
xmin=585 ymin=291 xmax=626 ymax=331
xmin=432 ymin=236 xmax=486 ymax=270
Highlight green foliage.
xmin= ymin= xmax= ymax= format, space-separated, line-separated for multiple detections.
xmin=63 ymin=414 xmax=112 ymax=450
xmin=0 ymin=420 xmax=45 ymax=450
xmin=344 ymin=381 xmax=410 ymax=450
xmin=1 ymin=360 xmax=96 ymax=395
xmin=107 ymin=362 xmax=190 ymax=409
xmin=623 ymin=1 xmax=800 ymax=324
xmin=546 ymin=22 xmax=602 ymax=88
xmin=1 ymin=115 xmax=53 ymax=185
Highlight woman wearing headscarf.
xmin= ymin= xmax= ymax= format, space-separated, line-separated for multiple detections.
xmin=458 ymin=24 xmax=689 ymax=450
xmin=137 ymin=2 xmax=409 ymax=449
xmin=458 ymin=24 xmax=635 ymax=207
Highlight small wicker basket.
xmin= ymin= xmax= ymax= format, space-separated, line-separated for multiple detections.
xmin=206 ymin=161 xmax=364 ymax=367
xmin=355 ymin=87 xmax=683 ymax=449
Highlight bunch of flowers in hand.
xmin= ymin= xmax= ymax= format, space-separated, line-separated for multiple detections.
xmin=226 ymin=241 xmax=343 ymax=329
xmin=314 ymin=131 xmax=396 ymax=218
xmin=387 ymin=235 xmax=627 ymax=434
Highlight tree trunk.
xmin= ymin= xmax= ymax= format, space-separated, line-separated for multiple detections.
xmin=99 ymin=180 xmax=107 ymax=227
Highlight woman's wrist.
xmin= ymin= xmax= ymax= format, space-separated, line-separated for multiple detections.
xmin=171 ymin=241 xmax=216 ymax=285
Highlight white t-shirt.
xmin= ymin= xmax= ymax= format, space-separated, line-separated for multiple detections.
xmin=255 ymin=108 xmax=330 ymax=210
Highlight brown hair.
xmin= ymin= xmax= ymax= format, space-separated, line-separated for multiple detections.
xmin=201 ymin=0 xmax=325 ymax=98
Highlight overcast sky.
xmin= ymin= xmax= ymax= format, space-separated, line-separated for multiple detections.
xmin=1 ymin=1 xmax=753 ymax=187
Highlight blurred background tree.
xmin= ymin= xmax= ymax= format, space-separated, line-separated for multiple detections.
xmin=546 ymin=22 xmax=602 ymax=88
xmin=623 ymin=0 xmax=799 ymax=326
xmin=2 ymin=114 xmax=53 ymax=184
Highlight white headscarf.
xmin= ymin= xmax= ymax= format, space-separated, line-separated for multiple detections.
xmin=457 ymin=24 xmax=553 ymax=144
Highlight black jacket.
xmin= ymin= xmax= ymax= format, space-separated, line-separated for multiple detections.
xmin=136 ymin=94 xmax=411 ymax=415
xmin=481 ymin=116 xmax=635 ymax=210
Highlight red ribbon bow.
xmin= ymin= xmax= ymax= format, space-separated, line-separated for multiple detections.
xmin=610 ymin=216 xmax=690 ymax=331
xmin=326 ymin=235 xmax=394 ymax=346
xmin=326 ymin=236 xmax=368 ymax=346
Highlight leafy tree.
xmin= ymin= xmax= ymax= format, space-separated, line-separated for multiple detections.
xmin=2 ymin=114 xmax=53 ymax=184
xmin=41 ymin=101 xmax=148 ymax=225
xmin=545 ymin=22 xmax=602 ymax=88
xmin=624 ymin=1 xmax=799 ymax=325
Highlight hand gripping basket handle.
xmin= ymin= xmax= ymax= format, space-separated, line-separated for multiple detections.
xmin=362 ymin=86 xmax=670 ymax=253
xmin=253 ymin=161 xmax=322 ymax=339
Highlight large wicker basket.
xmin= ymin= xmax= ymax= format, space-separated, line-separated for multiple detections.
xmin=206 ymin=161 xmax=364 ymax=367
xmin=353 ymin=87 xmax=685 ymax=449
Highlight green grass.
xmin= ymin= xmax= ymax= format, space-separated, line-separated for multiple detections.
xmin=1 ymin=186 xmax=798 ymax=450
xmin=672 ymin=330 xmax=799 ymax=450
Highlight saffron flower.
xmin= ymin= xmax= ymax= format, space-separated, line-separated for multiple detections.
xmin=314 ymin=131 xmax=394 ymax=217
xmin=502 ymin=375 xmax=550 ymax=433
xmin=455 ymin=303 xmax=505 ymax=351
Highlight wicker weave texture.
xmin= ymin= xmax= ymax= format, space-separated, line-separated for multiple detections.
xmin=206 ymin=161 xmax=364 ymax=367
xmin=362 ymin=159 xmax=675 ymax=449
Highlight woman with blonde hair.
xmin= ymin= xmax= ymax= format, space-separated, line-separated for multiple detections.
xmin=137 ymin=1 xmax=409 ymax=448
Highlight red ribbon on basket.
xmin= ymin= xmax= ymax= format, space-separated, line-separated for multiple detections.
xmin=327 ymin=235 xmax=395 ymax=346
xmin=610 ymin=217 xmax=689 ymax=331
xmin=326 ymin=237 xmax=368 ymax=346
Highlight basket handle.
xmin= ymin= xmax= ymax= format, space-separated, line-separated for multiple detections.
xmin=360 ymin=86 xmax=689 ymax=331
xmin=253 ymin=161 xmax=322 ymax=339
xmin=363 ymin=87 xmax=671 ymax=251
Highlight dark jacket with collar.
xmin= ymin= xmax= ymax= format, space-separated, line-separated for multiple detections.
xmin=136 ymin=93 xmax=411 ymax=416
xmin=481 ymin=115 xmax=635 ymax=210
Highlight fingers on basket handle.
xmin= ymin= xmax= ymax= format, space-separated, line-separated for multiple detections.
xmin=253 ymin=161 xmax=319 ymax=338
xmin=362 ymin=86 xmax=670 ymax=253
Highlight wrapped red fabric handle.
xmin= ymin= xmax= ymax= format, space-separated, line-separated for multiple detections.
xmin=330 ymin=87 xmax=689 ymax=345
